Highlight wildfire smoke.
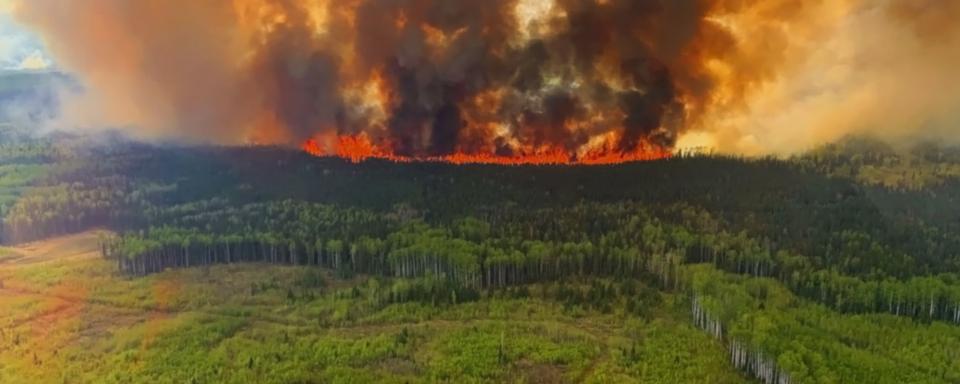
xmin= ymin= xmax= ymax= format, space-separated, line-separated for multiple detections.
xmin=11 ymin=0 xmax=960 ymax=161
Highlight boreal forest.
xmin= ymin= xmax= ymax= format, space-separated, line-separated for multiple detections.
xmin=2 ymin=114 xmax=960 ymax=383
xmin=2 ymin=0 xmax=960 ymax=381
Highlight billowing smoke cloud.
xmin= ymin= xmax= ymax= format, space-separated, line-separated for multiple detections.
xmin=10 ymin=0 xmax=960 ymax=157
xmin=688 ymin=0 xmax=960 ymax=154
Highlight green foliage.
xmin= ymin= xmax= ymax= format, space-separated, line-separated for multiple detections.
xmin=796 ymin=135 xmax=960 ymax=189
xmin=5 ymin=131 xmax=960 ymax=382
xmin=0 ymin=256 xmax=745 ymax=384
xmin=425 ymin=323 xmax=595 ymax=382
xmin=0 ymin=246 xmax=19 ymax=263
xmin=689 ymin=264 xmax=960 ymax=383
xmin=606 ymin=318 xmax=746 ymax=383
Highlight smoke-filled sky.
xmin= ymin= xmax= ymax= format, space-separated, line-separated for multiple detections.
xmin=0 ymin=1 xmax=50 ymax=70
xmin=5 ymin=0 xmax=960 ymax=156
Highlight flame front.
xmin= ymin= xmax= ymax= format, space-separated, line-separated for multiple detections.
xmin=302 ymin=132 xmax=672 ymax=165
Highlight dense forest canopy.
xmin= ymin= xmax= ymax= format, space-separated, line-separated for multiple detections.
xmin=3 ymin=122 xmax=960 ymax=382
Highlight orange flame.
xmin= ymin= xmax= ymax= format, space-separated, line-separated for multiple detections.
xmin=303 ymin=133 xmax=671 ymax=165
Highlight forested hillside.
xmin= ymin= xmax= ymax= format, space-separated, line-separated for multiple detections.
xmin=2 ymin=128 xmax=960 ymax=382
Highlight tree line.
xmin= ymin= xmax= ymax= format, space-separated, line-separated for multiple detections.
xmin=99 ymin=200 xmax=960 ymax=325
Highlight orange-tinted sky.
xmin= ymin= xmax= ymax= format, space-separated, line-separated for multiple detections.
xmin=7 ymin=0 xmax=960 ymax=156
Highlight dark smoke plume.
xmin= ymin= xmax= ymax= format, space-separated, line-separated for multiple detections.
xmin=12 ymin=0 xmax=960 ymax=156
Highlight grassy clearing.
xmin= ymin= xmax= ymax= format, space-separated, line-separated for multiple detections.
xmin=10 ymin=233 xmax=958 ymax=383
xmin=0 ymin=246 xmax=20 ymax=263
xmin=0 ymin=233 xmax=745 ymax=383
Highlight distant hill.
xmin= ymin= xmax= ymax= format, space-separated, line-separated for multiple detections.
xmin=796 ymin=135 xmax=960 ymax=189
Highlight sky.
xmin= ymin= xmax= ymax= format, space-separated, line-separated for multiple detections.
xmin=0 ymin=1 xmax=51 ymax=70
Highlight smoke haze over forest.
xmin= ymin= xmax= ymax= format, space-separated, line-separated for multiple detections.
xmin=5 ymin=0 xmax=960 ymax=157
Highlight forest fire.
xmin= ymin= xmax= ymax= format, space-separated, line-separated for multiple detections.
xmin=15 ymin=1 xmax=960 ymax=155
xmin=12 ymin=0 xmax=722 ymax=156
xmin=288 ymin=0 xmax=689 ymax=165
xmin=301 ymin=133 xmax=672 ymax=165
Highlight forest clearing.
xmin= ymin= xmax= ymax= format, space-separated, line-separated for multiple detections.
xmin=0 ymin=232 xmax=747 ymax=383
